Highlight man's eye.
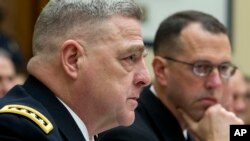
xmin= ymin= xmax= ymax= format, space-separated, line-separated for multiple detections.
xmin=127 ymin=54 xmax=136 ymax=61
xmin=193 ymin=62 xmax=212 ymax=76
xmin=219 ymin=64 xmax=230 ymax=72
xmin=122 ymin=51 xmax=144 ymax=67
xmin=195 ymin=64 xmax=210 ymax=71
xmin=124 ymin=53 xmax=141 ymax=63
xmin=8 ymin=76 xmax=15 ymax=81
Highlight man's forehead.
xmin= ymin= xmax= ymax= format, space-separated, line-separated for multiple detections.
xmin=0 ymin=59 xmax=13 ymax=67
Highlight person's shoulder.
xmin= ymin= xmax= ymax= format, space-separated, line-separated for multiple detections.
xmin=0 ymin=104 xmax=53 ymax=133
xmin=0 ymin=104 xmax=63 ymax=140
xmin=0 ymin=87 xmax=63 ymax=140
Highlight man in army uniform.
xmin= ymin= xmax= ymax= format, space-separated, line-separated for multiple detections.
xmin=0 ymin=0 xmax=151 ymax=140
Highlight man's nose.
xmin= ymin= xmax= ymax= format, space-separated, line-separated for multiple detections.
xmin=134 ymin=63 xmax=151 ymax=88
xmin=205 ymin=69 xmax=223 ymax=89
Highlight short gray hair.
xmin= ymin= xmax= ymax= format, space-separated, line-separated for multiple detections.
xmin=32 ymin=0 xmax=142 ymax=55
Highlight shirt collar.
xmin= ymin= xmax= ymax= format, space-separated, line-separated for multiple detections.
xmin=58 ymin=98 xmax=94 ymax=141
xmin=150 ymin=85 xmax=158 ymax=97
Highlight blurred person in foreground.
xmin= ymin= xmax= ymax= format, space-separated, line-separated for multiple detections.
xmin=0 ymin=49 xmax=16 ymax=98
xmin=243 ymin=75 xmax=250 ymax=124
xmin=99 ymin=10 xmax=243 ymax=141
xmin=0 ymin=0 xmax=151 ymax=141
xmin=229 ymin=70 xmax=247 ymax=118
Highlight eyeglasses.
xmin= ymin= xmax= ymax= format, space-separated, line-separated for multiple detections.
xmin=163 ymin=56 xmax=237 ymax=79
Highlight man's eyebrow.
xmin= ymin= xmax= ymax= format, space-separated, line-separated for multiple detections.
xmin=192 ymin=59 xmax=232 ymax=64
xmin=125 ymin=44 xmax=145 ymax=54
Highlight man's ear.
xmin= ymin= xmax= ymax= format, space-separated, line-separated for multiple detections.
xmin=60 ymin=40 xmax=84 ymax=79
xmin=152 ymin=56 xmax=168 ymax=86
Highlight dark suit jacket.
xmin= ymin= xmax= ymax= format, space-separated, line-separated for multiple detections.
xmin=0 ymin=75 xmax=86 ymax=141
xmin=99 ymin=86 xmax=193 ymax=141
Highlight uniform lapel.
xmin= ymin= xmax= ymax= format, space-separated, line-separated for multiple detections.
xmin=139 ymin=86 xmax=186 ymax=141
xmin=24 ymin=75 xmax=86 ymax=141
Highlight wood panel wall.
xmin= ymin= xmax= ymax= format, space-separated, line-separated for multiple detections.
xmin=0 ymin=0 xmax=48 ymax=70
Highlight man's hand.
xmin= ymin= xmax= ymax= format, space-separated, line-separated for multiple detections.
xmin=179 ymin=104 xmax=244 ymax=141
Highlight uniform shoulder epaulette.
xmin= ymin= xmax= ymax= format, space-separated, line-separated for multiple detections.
xmin=0 ymin=104 xmax=53 ymax=134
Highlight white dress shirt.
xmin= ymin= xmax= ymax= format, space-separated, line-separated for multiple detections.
xmin=58 ymin=98 xmax=94 ymax=141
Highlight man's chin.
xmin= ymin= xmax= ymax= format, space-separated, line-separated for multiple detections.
xmin=118 ymin=112 xmax=135 ymax=126
xmin=188 ymin=110 xmax=205 ymax=122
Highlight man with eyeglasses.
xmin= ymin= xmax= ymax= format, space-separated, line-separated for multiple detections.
xmin=99 ymin=10 xmax=243 ymax=141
